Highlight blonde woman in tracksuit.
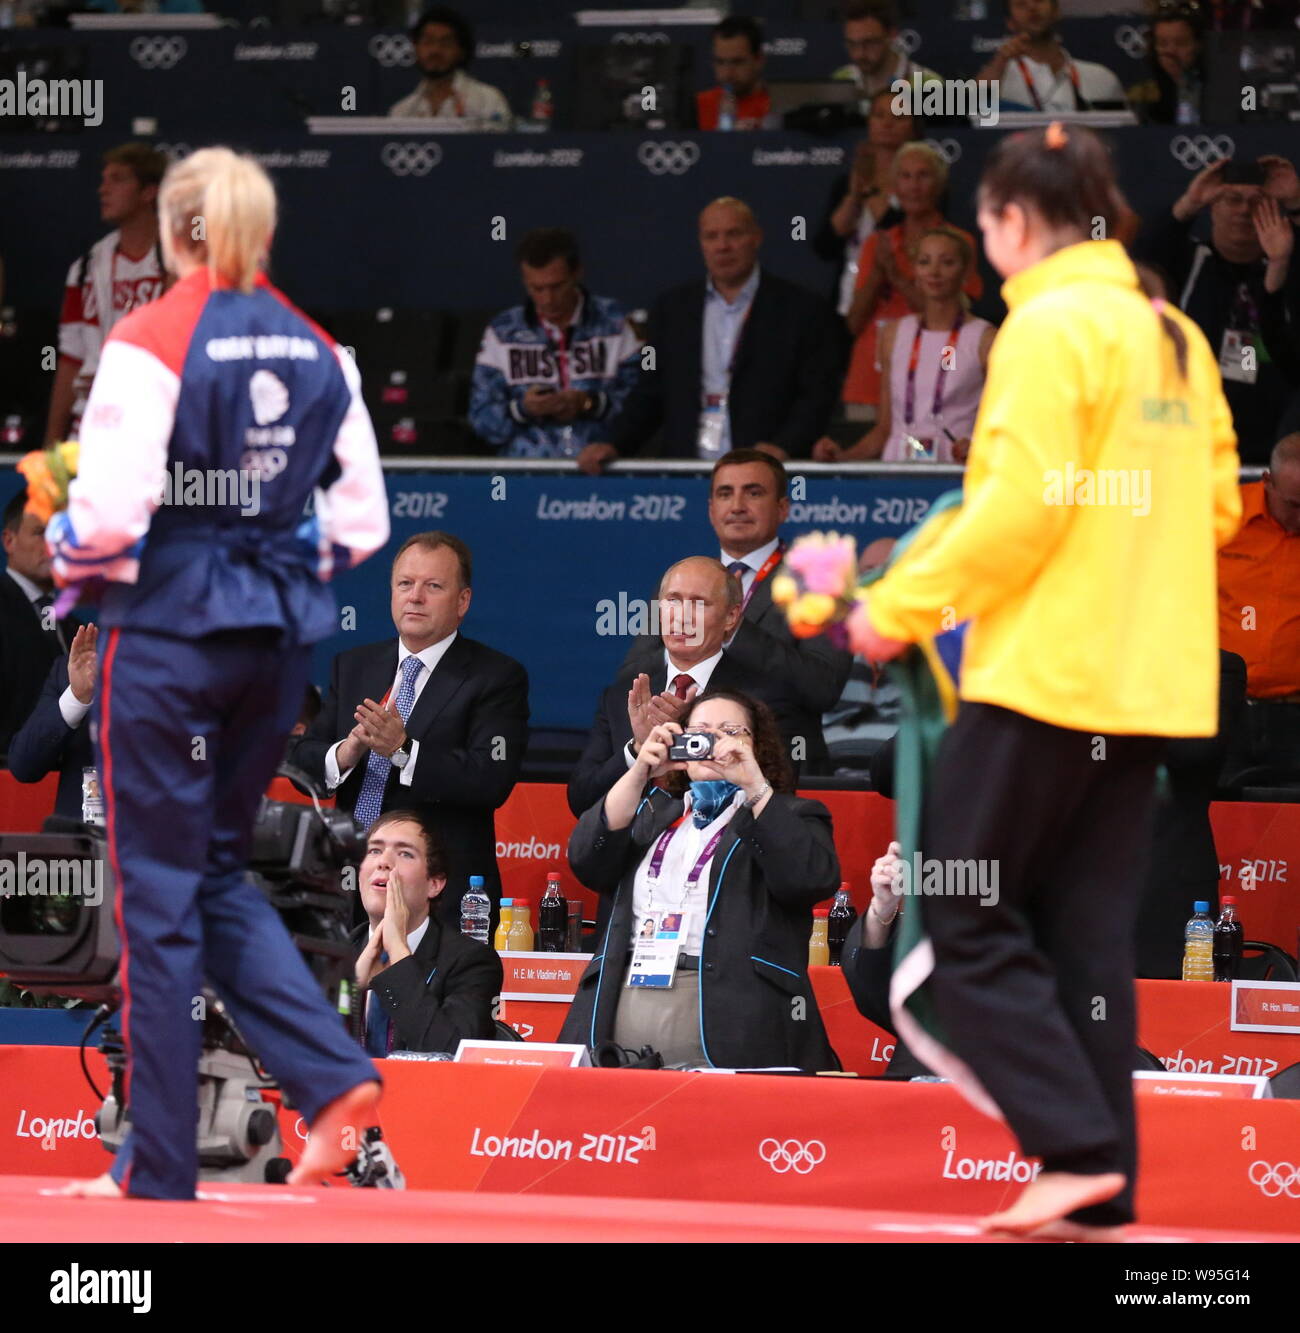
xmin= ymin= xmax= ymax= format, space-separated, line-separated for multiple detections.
xmin=855 ymin=123 xmax=1242 ymax=1240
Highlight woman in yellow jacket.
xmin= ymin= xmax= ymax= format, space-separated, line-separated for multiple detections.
xmin=855 ymin=123 xmax=1241 ymax=1241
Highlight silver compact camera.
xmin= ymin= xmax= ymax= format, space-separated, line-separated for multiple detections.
xmin=668 ymin=731 xmax=715 ymax=761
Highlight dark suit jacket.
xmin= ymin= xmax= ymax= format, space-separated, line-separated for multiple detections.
xmin=6 ymin=656 xmax=94 ymax=819
xmin=619 ymin=563 xmax=852 ymax=773
xmin=558 ymin=789 xmax=840 ymax=1071
xmin=0 ymin=571 xmax=66 ymax=755
xmin=567 ymin=635 xmax=810 ymax=819
xmin=840 ymin=912 xmax=928 ymax=1079
xmin=606 ymin=270 xmax=847 ymax=459
xmin=351 ymin=916 xmax=502 ymax=1055
xmin=289 ymin=634 xmax=529 ymax=924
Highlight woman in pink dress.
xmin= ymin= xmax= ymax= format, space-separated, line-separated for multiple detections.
xmin=818 ymin=228 xmax=995 ymax=463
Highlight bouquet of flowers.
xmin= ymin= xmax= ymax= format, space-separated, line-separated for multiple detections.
xmin=17 ymin=440 xmax=79 ymax=524
xmin=770 ymin=531 xmax=867 ymax=649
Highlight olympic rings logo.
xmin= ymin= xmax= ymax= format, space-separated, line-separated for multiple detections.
xmin=1114 ymin=24 xmax=1149 ymax=59
xmin=637 ymin=140 xmax=700 ymax=176
xmin=369 ymin=34 xmax=414 ymax=66
xmin=758 ymin=1137 xmax=826 ymax=1175
xmin=898 ymin=29 xmax=921 ymax=55
xmin=924 ymin=137 xmax=962 ymax=165
xmin=612 ymin=31 xmax=669 ymax=44
xmin=1170 ymin=134 xmax=1235 ymax=170
xmin=1248 ymin=1161 xmax=1300 ymax=1199
xmin=130 ymin=36 xmax=187 ymax=69
xmin=240 ymin=447 xmax=288 ymax=481
xmin=381 ymin=142 xmax=442 ymax=176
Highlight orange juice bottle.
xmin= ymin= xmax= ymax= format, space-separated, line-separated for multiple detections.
xmin=494 ymin=898 xmax=514 ymax=953
xmin=808 ymin=908 xmax=830 ymax=968
xmin=508 ymin=897 xmax=535 ymax=952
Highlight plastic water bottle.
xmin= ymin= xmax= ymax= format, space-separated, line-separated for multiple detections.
xmin=460 ymin=874 xmax=491 ymax=944
xmin=827 ymin=883 xmax=858 ymax=966
xmin=1181 ymin=901 xmax=1215 ymax=982
xmin=717 ymin=84 xmax=736 ymax=131
xmin=1213 ymin=896 xmax=1244 ymax=983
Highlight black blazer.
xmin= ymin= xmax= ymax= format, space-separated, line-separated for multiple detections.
xmin=0 ymin=571 xmax=67 ymax=755
xmin=606 ymin=270 xmax=847 ymax=459
xmin=840 ymin=912 xmax=928 ymax=1079
xmin=566 ymin=635 xmax=811 ymax=819
xmin=289 ymin=634 xmax=529 ymax=922
xmin=558 ymin=789 xmax=840 ymax=1071
xmin=351 ymin=916 xmax=502 ymax=1055
xmin=6 ymin=655 xmax=95 ymax=819
xmin=618 ymin=567 xmax=853 ymax=775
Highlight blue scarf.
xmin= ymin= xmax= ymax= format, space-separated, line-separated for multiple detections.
xmin=688 ymin=779 xmax=740 ymax=827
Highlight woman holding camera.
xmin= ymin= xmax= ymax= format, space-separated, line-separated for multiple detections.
xmin=559 ymin=689 xmax=840 ymax=1071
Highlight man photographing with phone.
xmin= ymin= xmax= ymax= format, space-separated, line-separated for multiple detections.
xmin=1142 ymin=153 xmax=1300 ymax=463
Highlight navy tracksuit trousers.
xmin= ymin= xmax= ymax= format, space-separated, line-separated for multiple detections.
xmin=98 ymin=626 xmax=377 ymax=1200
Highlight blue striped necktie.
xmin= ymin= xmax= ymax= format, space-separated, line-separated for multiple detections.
xmin=353 ymin=653 xmax=424 ymax=832
xmin=365 ymin=950 xmax=391 ymax=1057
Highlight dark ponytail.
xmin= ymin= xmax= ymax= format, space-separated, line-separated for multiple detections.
xmin=981 ymin=123 xmax=1187 ymax=380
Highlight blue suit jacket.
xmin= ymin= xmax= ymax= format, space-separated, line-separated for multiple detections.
xmin=6 ymin=656 xmax=94 ymax=820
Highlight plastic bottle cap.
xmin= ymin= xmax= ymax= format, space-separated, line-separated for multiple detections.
xmin=813 ymin=908 xmax=829 ymax=918
xmin=500 ymin=898 xmax=513 ymax=907
xmin=1222 ymin=896 xmax=1236 ymax=906
xmin=469 ymin=876 xmax=484 ymax=887
xmin=515 ymin=898 xmax=530 ymax=908
xmin=839 ymin=882 xmax=851 ymax=894
xmin=1193 ymin=901 xmax=1210 ymax=913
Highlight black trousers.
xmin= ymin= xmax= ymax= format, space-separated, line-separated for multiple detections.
xmin=920 ymin=702 xmax=1161 ymax=1226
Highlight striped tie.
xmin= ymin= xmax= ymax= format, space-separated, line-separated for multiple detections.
xmin=353 ymin=654 xmax=424 ymax=833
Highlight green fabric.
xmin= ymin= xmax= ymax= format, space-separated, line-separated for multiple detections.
xmin=860 ymin=489 xmax=965 ymax=1049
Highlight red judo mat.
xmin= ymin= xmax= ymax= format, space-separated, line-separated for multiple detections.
xmin=1 ymin=1176 xmax=1296 ymax=1244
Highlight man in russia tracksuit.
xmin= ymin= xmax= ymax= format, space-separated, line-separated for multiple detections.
xmin=469 ymin=227 xmax=641 ymax=459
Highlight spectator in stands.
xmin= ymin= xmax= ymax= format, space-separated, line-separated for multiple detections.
xmin=841 ymin=144 xmax=982 ymax=418
xmin=288 ymin=531 xmax=529 ymax=933
xmin=1142 ymin=155 xmax=1300 ymax=464
xmin=1127 ymin=3 xmax=1207 ymax=125
xmin=44 ymin=142 xmax=167 ymax=445
xmin=1218 ymin=433 xmax=1300 ymax=698
xmin=620 ymin=450 xmax=853 ymax=776
xmin=820 ymin=228 xmax=994 ymax=462
xmin=388 ymin=6 xmax=511 ymax=128
xmin=812 ymin=90 xmax=916 ymax=315
xmin=568 ymin=557 xmax=811 ymax=818
xmin=695 ymin=16 xmax=775 ymax=130
xmin=976 ymin=0 xmax=1128 ymax=111
xmin=832 ymin=0 xmax=941 ymax=113
xmin=469 ymin=228 xmax=641 ymax=458
xmin=581 ymin=198 xmax=845 ymax=471
xmin=7 ymin=624 xmax=97 ymax=821
xmin=560 ymin=691 xmax=840 ymax=1071
xmin=0 ymin=490 xmax=76 ymax=754
xmin=353 ymin=810 xmax=501 ymax=1056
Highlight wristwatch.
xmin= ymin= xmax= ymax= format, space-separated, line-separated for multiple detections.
xmin=390 ymin=742 xmax=412 ymax=770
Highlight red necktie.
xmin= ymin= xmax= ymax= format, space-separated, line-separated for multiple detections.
xmin=671 ymin=673 xmax=694 ymax=699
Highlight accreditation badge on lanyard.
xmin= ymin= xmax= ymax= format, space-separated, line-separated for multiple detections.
xmin=628 ymin=910 xmax=693 ymax=988
xmin=1220 ymin=285 xmax=1262 ymax=384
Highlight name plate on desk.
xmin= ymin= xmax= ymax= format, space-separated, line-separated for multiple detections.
xmin=499 ymin=952 xmax=591 ymax=1002
xmin=1230 ymin=980 xmax=1300 ymax=1035
xmin=1134 ymin=1071 xmax=1270 ymax=1100
xmin=454 ymin=1040 xmax=590 ymax=1069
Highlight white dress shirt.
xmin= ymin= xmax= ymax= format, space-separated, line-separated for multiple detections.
xmin=623 ymin=647 xmax=726 ymax=768
xmin=367 ymin=914 xmax=430 ymax=958
xmin=388 ymin=69 xmax=512 ymax=127
xmin=700 ymin=266 xmax=761 ymax=457
xmin=326 ymin=631 xmax=458 ymax=790
xmin=997 ymin=53 xmax=1127 ymax=111
xmin=631 ymin=786 xmax=743 ymax=956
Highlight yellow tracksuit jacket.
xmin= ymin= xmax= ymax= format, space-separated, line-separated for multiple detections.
xmin=868 ymin=240 xmax=1242 ymax=737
